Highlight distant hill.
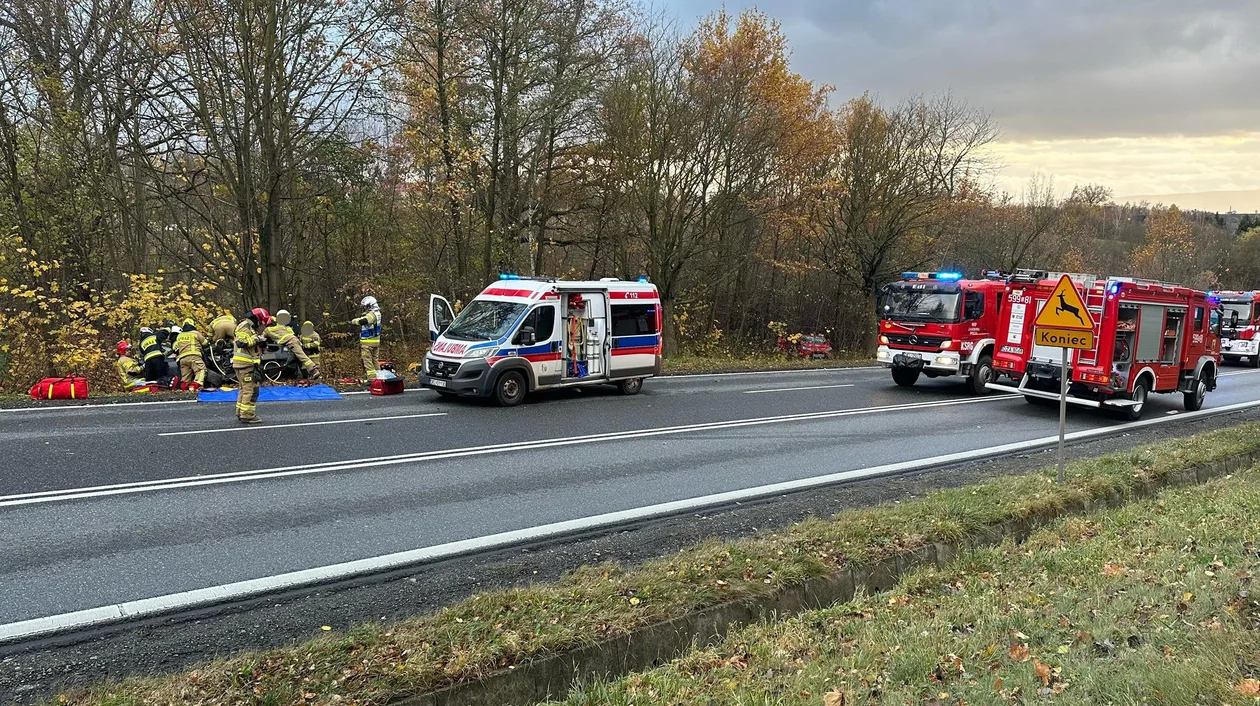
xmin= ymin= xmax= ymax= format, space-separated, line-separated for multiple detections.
xmin=1115 ymin=188 xmax=1260 ymax=213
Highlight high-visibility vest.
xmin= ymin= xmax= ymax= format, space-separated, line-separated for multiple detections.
xmin=357 ymin=310 xmax=381 ymax=345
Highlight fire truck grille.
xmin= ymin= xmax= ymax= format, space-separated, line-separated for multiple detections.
xmin=427 ymin=359 xmax=460 ymax=379
xmin=886 ymin=334 xmax=949 ymax=349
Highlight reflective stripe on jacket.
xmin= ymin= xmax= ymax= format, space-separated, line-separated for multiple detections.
xmin=140 ymin=334 xmax=163 ymax=361
xmin=356 ymin=311 xmax=381 ymax=345
xmin=173 ymin=330 xmax=205 ymax=360
xmin=300 ymin=333 xmax=321 ymax=356
xmin=233 ymin=320 xmax=264 ymax=366
xmin=115 ymin=356 xmax=144 ymax=384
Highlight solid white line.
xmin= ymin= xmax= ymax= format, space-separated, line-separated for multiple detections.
xmin=1220 ymin=369 xmax=1260 ymax=377
xmin=658 ymin=366 xmax=879 ymax=380
xmin=0 ymin=399 xmax=198 ymax=414
xmin=5 ymin=395 xmax=1259 ymax=644
xmin=744 ymin=384 xmax=855 ymax=394
xmin=0 ymin=396 xmax=1015 ymax=507
xmin=157 ymin=413 xmax=448 ymax=437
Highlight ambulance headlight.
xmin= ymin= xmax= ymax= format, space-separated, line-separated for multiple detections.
xmin=464 ymin=348 xmax=495 ymax=359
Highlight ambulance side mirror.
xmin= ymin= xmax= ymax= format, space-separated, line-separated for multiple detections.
xmin=518 ymin=326 xmax=536 ymax=346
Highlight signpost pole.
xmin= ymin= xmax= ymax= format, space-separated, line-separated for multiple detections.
xmin=1058 ymin=347 xmax=1068 ymax=484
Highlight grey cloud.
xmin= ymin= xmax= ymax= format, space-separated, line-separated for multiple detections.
xmin=665 ymin=0 xmax=1260 ymax=139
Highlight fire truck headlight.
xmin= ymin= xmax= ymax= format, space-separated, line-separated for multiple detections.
xmin=939 ymin=339 xmax=954 ymax=350
xmin=935 ymin=355 xmax=956 ymax=365
xmin=879 ymin=334 xmax=889 ymax=345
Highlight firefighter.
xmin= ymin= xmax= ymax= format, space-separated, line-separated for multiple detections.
xmin=233 ymin=308 xmax=271 ymax=424
xmin=265 ymin=309 xmax=319 ymax=379
xmin=113 ymin=341 xmax=148 ymax=391
xmin=210 ymin=311 xmax=236 ymax=345
xmin=352 ymin=295 xmax=382 ymax=380
xmin=299 ymin=320 xmax=322 ymax=371
xmin=173 ymin=318 xmax=208 ymax=391
xmin=138 ymin=326 xmax=166 ymax=383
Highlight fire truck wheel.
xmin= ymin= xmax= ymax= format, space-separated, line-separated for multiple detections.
xmin=1183 ymin=375 xmax=1207 ymax=412
xmin=493 ymin=370 xmax=527 ymax=407
xmin=1122 ymin=380 xmax=1148 ymax=421
xmin=967 ymin=355 xmax=994 ymax=395
xmin=891 ymin=367 xmax=920 ymax=387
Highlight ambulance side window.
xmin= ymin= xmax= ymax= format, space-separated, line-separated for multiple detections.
xmin=515 ymin=305 xmax=555 ymax=344
xmin=612 ymin=304 xmax=659 ymax=337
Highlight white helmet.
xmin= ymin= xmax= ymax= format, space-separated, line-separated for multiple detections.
xmin=360 ymin=295 xmax=378 ymax=309
xmin=275 ymin=309 xmax=291 ymax=326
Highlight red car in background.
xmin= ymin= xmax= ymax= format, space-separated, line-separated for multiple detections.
xmin=778 ymin=333 xmax=834 ymax=359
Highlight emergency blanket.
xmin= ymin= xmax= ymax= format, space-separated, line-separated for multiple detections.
xmin=197 ymin=384 xmax=343 ymax=403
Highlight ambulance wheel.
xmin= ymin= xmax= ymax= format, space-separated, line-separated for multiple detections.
xmin=1122 ymin=380 xmax=1148 ymax=421
xmin=493 ymin=370 xmax=527 ymax=407
xmin=891 ymin=367 xmax=920 ymax=387
xmin=967 ymin=355 xmax=994 ymax=395
xmin=617 ymin=377 xmax=643 ymax=395
xmin=1183 ymin=375 xmax=1207 ymax=412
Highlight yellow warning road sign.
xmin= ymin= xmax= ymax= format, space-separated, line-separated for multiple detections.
xmin=1033 ymin=275 xmax=1095 ymax=331
xmin=1034 ymin=327 xmax=1095 ymax=350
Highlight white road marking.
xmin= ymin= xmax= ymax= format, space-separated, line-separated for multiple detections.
xmin=0 ymin=399 xmax=198 ymax=413
xmin=744 ymin=384 xmax=856 ymax=394
xmin=1220 ymin=369 xmax=1260 ymax=377
xmin=6 ymin=395 xmax=1260 ymax=644
xmin=658 ymin=365 xmax=878 ymax=380
xmin=1 ymin=396 xmax=1015 ymax=507
xmin=158 ymin=412 xmax=448 ymax=437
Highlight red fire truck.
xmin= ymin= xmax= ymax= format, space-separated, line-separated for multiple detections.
xmin=1213 ymin=290 xmax=1260 ymax=366
xmin=989 ymin=270 xmax=1220 ymax=420
xmin=876 ymin=271 xmax=1008 ymax=393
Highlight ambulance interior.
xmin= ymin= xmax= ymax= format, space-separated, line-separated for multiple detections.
xmin=561 ymin=292 xmax=608 ymax=380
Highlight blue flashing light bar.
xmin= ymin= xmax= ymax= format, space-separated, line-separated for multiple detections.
xmin=901 ymin=271 xmax=963 ymax=281
xmin=637 ymin=275 xmax=649 ymax=283
xmin=499 ymin=272 xmax=521 ymax=280
xmin=1108 ymin=281 xmax=1121 ymax=295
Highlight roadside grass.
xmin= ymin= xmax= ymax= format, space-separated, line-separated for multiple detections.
xmin=555 ymin=467 xmax=1260 ymax=706
xmin=48 ymin=422 xmax=1260 ymax=706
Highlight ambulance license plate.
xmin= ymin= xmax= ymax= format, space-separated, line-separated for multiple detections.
xmin=429 ymin=378 xmax=448 ymax=388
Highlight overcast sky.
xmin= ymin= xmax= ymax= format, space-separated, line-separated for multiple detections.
xmin=663 ymin=0 xmax=1260 ymax=209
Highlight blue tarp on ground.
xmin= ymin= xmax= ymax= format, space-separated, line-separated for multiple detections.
xmin=198 ymin=384 xmax=343 ymax=403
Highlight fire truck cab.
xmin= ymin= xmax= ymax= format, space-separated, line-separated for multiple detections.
xmin=875 ymin=271 xmax=1007 ymax=394
xmin=989 ymin=271 xmax=1220 ymax=420
xmin=1213 ymin=290 xmax=1260 ymax=366
xmin=423 ymin=275 xmax=662 ymax=406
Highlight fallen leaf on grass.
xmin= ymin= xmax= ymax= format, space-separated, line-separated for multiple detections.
xmin=1033 ymin=658 xmax=1051 ymax=686
xmin=1235 ymin=679 xmax=1260 ymax=697
xmin=1102 ymin=563 xmax=1125 ymax=577
xmin=822 ymin=690 xmax=847 ymax=706
xmin=320 ymin=626 xmax=332 ymax=631
xmin=1009 ymin=643 xmax=1031 ymax=663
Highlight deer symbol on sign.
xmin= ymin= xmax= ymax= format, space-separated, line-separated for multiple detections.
xmin=1056 ymin=291 xmax=1086 ymax=326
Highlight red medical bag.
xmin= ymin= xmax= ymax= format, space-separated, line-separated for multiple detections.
xmin=370 ymin=377 xmax=405 ymax=395
xmin=29 ymin=376 xmax=90 ymax=400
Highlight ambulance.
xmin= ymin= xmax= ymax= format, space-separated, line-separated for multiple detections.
xmin=421 ymin=275 xmax=663 ymax=406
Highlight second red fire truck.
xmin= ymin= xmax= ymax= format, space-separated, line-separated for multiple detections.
xmin=876 ymin=271 xmax=1009 ymax=393
xmin=1214 ymin=290 xmax=1260 ymax=366
xmin=989 ymin=270 xmax=1220 ymax=420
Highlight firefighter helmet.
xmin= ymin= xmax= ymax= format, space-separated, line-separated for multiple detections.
xmin=115 ymin=341 xmax=131 ymax=356
xmin=360 ymin=295 xmax=378 ymax=310
xmin=250 ymin=307 xmax=273 ymax=327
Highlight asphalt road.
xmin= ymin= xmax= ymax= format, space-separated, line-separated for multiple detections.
xmin=4 ymin=365 xmax=1260 ymax=628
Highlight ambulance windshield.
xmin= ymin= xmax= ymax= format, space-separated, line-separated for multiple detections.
xmin=879 ymin=286 xmax=961 ymax=323
xmin=444 ymin=300 xmax=527 ymax=341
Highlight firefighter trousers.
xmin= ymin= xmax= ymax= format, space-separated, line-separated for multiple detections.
xmin=179 ymin=356 xmax=206 ymax=387
xmin=360 ymin=343 xmax=379 ymax=378
xmin=234 ymin=364 xmax=259 ymax=419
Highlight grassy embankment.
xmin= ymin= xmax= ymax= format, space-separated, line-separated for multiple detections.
xmin=555 ymin=463 xmax=1260 ymax=705
xmin=48 ymin=422 xmax=1260 ymax=705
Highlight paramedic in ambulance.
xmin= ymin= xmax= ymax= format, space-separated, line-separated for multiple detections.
xmin=352 ymin=295 xmax=382 ymax=379
xmin=114 ymin=341 xmax=148 ymax=391
xmin=233 ymin=308 xmax=271 ymax=424
xmin=265 ymin=309 xmax=320 ymax=379
xmin=173 ymin=318 xmax=207 ymax=391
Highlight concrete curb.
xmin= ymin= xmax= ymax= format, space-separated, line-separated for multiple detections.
xmin=392 ymin=448 xmax=1260 ymax=706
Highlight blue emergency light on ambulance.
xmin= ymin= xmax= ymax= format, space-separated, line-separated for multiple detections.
xmin=422 ymin=276 xmax=663 ymax=407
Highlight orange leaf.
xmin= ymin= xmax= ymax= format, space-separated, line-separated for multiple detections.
xmin=823 ymin=690 xmax=847 ymax=706
xmin=1236 ymin=679 xmax=1260 ymax=698
xmin=1033 ymin=658 xmax=1052 ymax=686
xmin=1102 ymin=563 xmax=1125 ymax=577
xmin=1008 ymin=643 xmax=1031 ymax=663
